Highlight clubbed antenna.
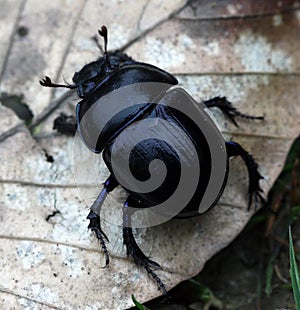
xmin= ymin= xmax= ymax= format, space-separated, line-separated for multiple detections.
xmin=39 ymin=76 xmax=76 ymax=89
xmin=98 ymin=25 xmax=108 ymax=56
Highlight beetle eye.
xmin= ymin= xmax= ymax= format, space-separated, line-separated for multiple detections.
xmin=108 ymin=57 xmax=119 ymax=68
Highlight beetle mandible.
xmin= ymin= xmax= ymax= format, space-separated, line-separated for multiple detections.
xmin=40 ymin=26 xmax=265 ymax=295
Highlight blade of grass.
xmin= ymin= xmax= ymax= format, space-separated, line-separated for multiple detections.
xmin=265 ymin=259 xmax=274 ymax=297
xmin=289 ymin=226 xmax=300 ymax=309
xmin=131 ymin=295 xmax=150 ymax=310
xmin=189 ymin=279 xmax=223 ymax=309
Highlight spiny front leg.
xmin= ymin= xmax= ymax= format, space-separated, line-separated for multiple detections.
xmin=226 ymin=141 xmax=265 ymax=210
xmin=122 ymin=196 xmax=167 ymax=295
xmin=87 ymin=175 xmax=118 ymax=266
xmin=204 ymin=96 xmax=264 ymax=126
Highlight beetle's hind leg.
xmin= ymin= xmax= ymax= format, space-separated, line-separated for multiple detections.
xmin=87 ymin=175 xmax=118 ymax=266
xmin=226 ymin=141 xmax=265 ymax=210
xmin=204 ymin=96 xmax=264 ymax=126
xmin=123 ymin=196 xmax=167 ymax=295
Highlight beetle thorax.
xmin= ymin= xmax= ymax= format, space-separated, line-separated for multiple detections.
xmin=72 ymin=52 xmax=134 ymax=98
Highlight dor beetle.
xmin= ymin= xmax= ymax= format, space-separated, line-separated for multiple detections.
xmin=40 ymin=26 xmax=265 ymax=295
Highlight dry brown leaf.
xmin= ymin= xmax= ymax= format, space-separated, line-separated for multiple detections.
xmin=0 ymin=1 xmax=299 ymax=309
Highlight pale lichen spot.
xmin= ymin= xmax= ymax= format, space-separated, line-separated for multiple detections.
xmin=18 ymin=297 xmax=42 ymax=309
xmin=144 ymin=34 xmax=195 ymax=69
xmin=176 ymin=75 xmax=270 ymax=105
xmin=16 ymin=241 xmax=45 ymax=270
xmin=29 ymin=283 xmax=59 ymax=304
xmin=234 ymin=30 xmax=292 ymax=72
xmin=200 ymin=41 xmax=220 ymax=56
xmin=59 ymin=245 xmax=85 ymax=277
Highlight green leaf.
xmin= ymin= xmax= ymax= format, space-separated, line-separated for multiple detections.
xmin=189 ymin=279 xmax=223 ymax=309
xmin=289 ymin=226 xmax=300 ymax=310
xmin=265 ymin=260 xmax=274 ymax=297
xmin=249 ymin=214 xmax=268 ymax=224
xmin=131 ymin=295 xmax=151 ymax=310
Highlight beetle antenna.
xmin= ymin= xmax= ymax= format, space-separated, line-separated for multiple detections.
xmin=98 ymin=25 xmax=108 ymax=57
xmin=39 ymin=76 xmax=76 ymax=89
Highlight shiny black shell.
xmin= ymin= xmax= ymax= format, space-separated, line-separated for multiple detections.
xmin=75 ymin=53 xmax=228 ymax=218
xmin=76 ymin=62 xmax=178 ymax=153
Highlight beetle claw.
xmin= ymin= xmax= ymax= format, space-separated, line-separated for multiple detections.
xmin=226 ymin=141 xmax=265 ymax=211
xmin=249 ymin=189 xmax=266 ymax=211
xmin=87 ymin=209 xmax=110 ymax=266
xmin=123 ymin=197 xmax=167 ymax=295
xmin=204 ymin=96 xmax=264 ymax=127
xmin=123 ymin=226 xmax=167 ymax=295
xmin=86 ymin=176 xmax=118 ymax=267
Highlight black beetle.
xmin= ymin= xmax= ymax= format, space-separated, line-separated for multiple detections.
xmin=40 ymin=26 xmax=265 ymax=295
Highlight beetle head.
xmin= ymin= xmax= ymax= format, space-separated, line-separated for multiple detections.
xmin=72 ymin=26 xmax=134 ymax=97
xmin=40 ymin=26 xmax=133 ymax=98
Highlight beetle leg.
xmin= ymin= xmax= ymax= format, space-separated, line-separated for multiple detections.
xmin=204 ymin=96 xmax=264 ymax=127
xmin=87 ymin=175 xmax=118 ymax=266
xmin=123 ymin=196 xmax=167 ymax=295
xmin=226 ymin=141 xmax=265 ymax=210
